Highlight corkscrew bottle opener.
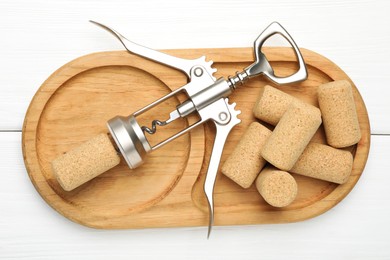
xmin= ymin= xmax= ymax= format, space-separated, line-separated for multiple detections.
xmin=90 ymin=21 xmax=307 ymax=237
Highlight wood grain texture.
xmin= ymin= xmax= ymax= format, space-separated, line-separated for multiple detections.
xmin=1 ymin=1 xmax=389 ymax=258
xmin=22 ymin=47 xmax=370 ymax=229
xmin=2 ymin=133 xmax=389 ymax=260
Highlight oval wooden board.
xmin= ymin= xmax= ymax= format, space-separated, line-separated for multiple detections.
xmin=22 ymin=47 xmax=370 ymax=229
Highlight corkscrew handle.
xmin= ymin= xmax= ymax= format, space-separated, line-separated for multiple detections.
xmin=249 ymin=22 xmax=307 ymax=84
xmin=90 ymin=20 xmax=216 ymax=80
xmin=228 ymin=22 xmax=308 ymax=89
xmin=200 ymin=98 xmax=241 ymax=238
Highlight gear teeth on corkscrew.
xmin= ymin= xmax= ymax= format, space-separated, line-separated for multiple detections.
xmin=225 ymin=99 xmax=242 ymax=124
xmin=207 ymin=60 xmax=217 ymax=74
xmin=197 ymin=56 xmax=217 ymax=81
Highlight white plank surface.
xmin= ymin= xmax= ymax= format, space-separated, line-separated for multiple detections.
xmin=1 ymin=0 xmax=390 ymax=259
xmin=1 ymin=132 xmax=389 ymax=259
xmin=0 ymin=0 xmax=390 ymax=133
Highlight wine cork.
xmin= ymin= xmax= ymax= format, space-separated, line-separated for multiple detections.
xmin=221 ymin=122 xmax=272 ymax=188
xmin=261 ymin=103 xmax=322 ymax=171
xmin=52 ymin=133 xmax=121 ymax=191
xmin=291 ymin=142 xmax=353 ymax=184
xmin=318 ymin=80 xmax=361 ymax=148
xmin=253 ymin=85 xmax=299 ymax=125
xmin=255 ymin=166 xmax=298 ymax=207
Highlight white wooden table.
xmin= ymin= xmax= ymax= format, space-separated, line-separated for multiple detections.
xmin=1 ymin=1 xmax=389 ymax=259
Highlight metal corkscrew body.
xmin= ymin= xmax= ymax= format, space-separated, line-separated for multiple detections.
xmin=91 ymin=21 xmax=307 ymax=237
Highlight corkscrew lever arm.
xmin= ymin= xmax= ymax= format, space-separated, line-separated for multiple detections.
xmin=90 ymin=20 xmax=214 ymax=80
xmin=200 ymin=98 xmax=241 ymax=238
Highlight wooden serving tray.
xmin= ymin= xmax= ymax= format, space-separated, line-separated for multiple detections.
xmin=22 ymin=47 xmax=370 ymax=229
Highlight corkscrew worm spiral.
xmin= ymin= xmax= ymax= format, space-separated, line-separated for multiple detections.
xmin=141 ymin=120 xmax=168 ymax=134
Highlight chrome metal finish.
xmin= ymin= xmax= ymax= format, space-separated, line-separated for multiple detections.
xmin=93 ymin=21 xmax=307 ymax=237
xmin=141 ymin=109 xmax=181 ymax=135
xmin=198 ymin=98 xmax=241 ymax=238
xmin=227 ymin=71 xmax=250 ymax=90
xmin=177 ymin=100 xmax=195 ymax=117
xmin=107 ymin=115 xmax=151 ymax=169
xmin=228 ymin=22 xmax=307 ymax=89
xmin=166 ymin=110 xmax=181 ymax=124
xmin=151 ymin=117 xmax=204 ymax=151
xmin=190 ymin=78 xmax=232 ymax=111
xmin=244 ymin=22 xmax=307 ymax=84
xmin=141 ymin=119 xmax=167 ymax=135
xmin=90 ymin=21 xmax=217 ymax=80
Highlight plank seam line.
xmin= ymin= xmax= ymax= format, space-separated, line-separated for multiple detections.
xmin=0 ymin=130 xmax=22 ymax=132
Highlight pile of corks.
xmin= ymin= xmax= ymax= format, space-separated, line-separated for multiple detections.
xmin=222 ymin=80 xmax=361 ymax=207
